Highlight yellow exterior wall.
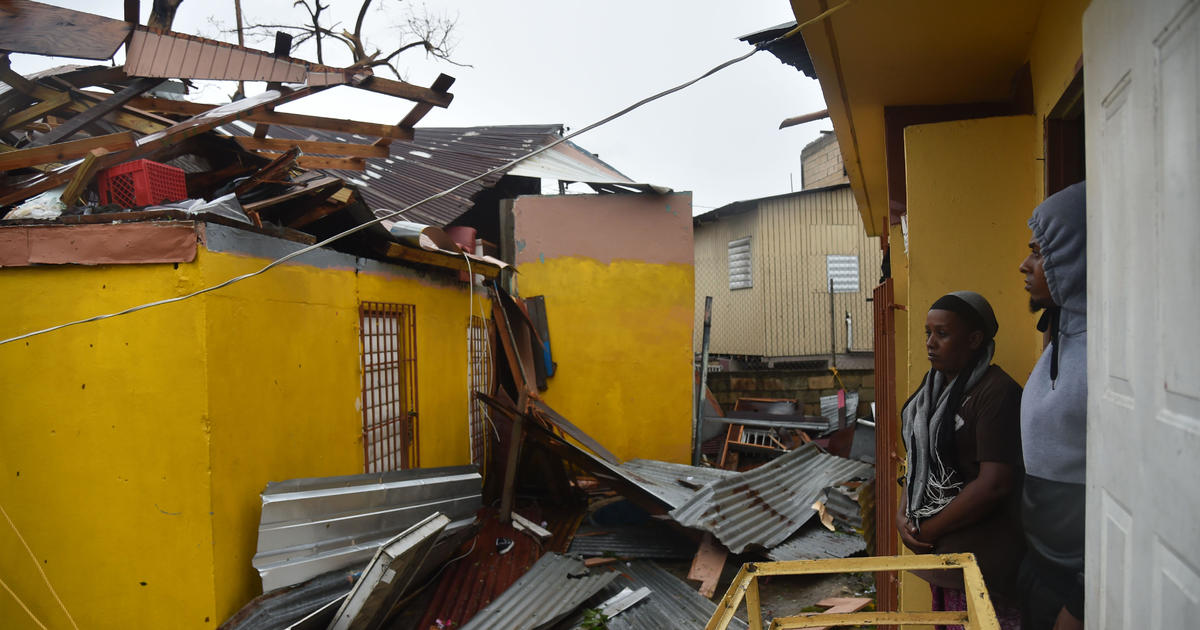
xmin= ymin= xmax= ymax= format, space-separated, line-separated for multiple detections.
xmin=1028 ymin=0 xmax=1091 ymax=200
xmin=517 ymin=258 xmax=695 ymax=463
xmin=0 ymin=230 xmax=482 ymax=628
xmin=511 ymin=193 xmax=695 ymax=464
xmin=897 ymin=115 xmax=1042 ymax=614
xmin=0 ymin=262 xmax=218 ymax=628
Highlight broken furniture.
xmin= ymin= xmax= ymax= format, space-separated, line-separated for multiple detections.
xmin=706 ymin=554 xmax=1002 ymax=630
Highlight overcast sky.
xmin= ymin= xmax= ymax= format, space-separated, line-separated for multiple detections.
xmin=11 ymin=1 xmax=829 ymax=214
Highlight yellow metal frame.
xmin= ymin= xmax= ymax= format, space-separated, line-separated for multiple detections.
xmin=705 ymin=553 xmax=1000 ymax=630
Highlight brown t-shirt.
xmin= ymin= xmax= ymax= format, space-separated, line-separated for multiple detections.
xmin=927 ymin=365 xmax=1026 ymax=597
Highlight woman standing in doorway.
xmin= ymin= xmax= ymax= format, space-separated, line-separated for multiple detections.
xmin=897 ymin=291 xmax=1025 ymax=629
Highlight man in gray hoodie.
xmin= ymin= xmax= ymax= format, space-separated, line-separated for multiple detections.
xmin=1016 ymin=181 xmax=1086 ymax=630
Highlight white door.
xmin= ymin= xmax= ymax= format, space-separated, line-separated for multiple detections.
xmin=1084 ymin=0 xmax=1200 ymax=627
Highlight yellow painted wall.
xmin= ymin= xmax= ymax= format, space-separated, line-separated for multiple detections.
xmin=199 ymin=247 xmax=481 ymax=621
xmin=0 ymin=234 xmax=483 ymax=628
xmin=896 ymin=115 xmax=1042 ymax=615
xmin=0 ymin=262 xmax=218 ymax=628
xmin=511 ymin=193 xmax=694 ymax=464
xmin=517 ymin=258 xmax=695 ymax=463
xmin=1028 ymin=0 xmax=1091 ymax=200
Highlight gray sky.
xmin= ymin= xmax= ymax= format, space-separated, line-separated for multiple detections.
xmin=11 ymin=1 xmax=829 ymax=214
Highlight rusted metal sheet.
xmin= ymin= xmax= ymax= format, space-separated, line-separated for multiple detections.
xmin=669 ymin=443 xmax=873 ymax=554
xmin=459 ymin=553 xmax=618 ymax=630
xmin=124 ymin=27 xmax=360 ymax=85
xmin=567 ymin=521 xmax=696 ymax=560
xmin=0 ymin=1 xmax=133 ymax=60
xmin=252 ymin=466 xmax=481 ymax=591
xmin=0 ymin=222 xmax=196 ymax=267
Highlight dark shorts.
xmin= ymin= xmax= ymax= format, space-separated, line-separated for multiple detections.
xmin=1017 ymin=552 xmax=1084 ymax=630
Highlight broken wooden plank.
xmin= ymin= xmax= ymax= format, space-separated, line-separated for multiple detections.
xmin=804 ymin=597 xmax=873 ymax=630
xmin=377 ymin=73 xmax=455 ymax=148
xmin=59 ymin=149 xmax=105 ymax=206
xmin=0 ymin=92 xmax=71 ymax=134
xmin=235 ymin=136 xmax=388 ymax=158
xmin=383 ymin=242 xmax=502 ymax=279
xmin=252 ymin=151 xmax=366 ymax=171
xmin=511 ymin=513 xmax=552 ymax=540
xmin=33 ymin=78 xmax=164 ymax=146
xmin=233 ymin=147 xmax=299 ymax=198
xmin=0 ymin=1 xmax=133 ymax=60
xmin=0 ymin=87 xmax=316 ymax=207
xmin=688 ymin=532 xmax=727 ymax=599
xmin=239 ymin=176 xmax=342 ymax=215
xmin=357 ymin=76 xmax=454 ymax=108
xmin=285 ymin=188 xmax=353 ymax=228
xmin=0 ymin=132 xmax=135 ymax=171
xmin=583 ymin=557 xmax=617 ymax=568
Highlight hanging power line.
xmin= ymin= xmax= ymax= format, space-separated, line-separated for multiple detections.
xmin=0 ymin=3 xmax=847 ymax=348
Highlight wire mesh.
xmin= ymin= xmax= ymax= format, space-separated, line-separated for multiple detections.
xmin=360 ymin=302 xmax=418 ymax=472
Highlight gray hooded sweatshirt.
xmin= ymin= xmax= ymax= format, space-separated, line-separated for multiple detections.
xmin=1021 ymin=181 xmax=1087 ymax=573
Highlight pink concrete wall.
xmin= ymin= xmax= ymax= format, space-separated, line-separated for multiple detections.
xmin=512 ymin=193 xmax=693 ymax=266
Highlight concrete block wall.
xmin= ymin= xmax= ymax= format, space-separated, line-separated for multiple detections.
xmin=801 ymin=132 xmax=850 ymax=190
xmin=707 ymin=368 xmax=875 ymax=418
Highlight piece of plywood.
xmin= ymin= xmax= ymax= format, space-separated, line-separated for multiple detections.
xmin=0 ymin=1 xmax=133 ymax=60
xmin=688 ymin=532 xmax=727 ymax=598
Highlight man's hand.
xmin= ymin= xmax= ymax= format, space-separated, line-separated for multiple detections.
xmin=896 ymin=514 xmax=934 ymax=553
xmin=1052 ymin=606 xmax=1083 ymax=630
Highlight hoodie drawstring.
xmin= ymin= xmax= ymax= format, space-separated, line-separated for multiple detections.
xmin=1038 ymin=307 xmax=1061 ymax=388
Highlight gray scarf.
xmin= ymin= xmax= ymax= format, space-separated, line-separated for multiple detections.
xmin=902 ymin=341 xmax=994 ymax=524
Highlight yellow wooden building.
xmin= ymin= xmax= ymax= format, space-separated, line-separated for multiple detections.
xmin=783 ymin=0 xmax=1200 ymax=624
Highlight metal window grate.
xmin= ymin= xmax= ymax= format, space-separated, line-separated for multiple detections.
xmin=360 ymin=302 xmax=418 ymax=472
xmin=728 ymin=236 xmax=753 ymax=290
xmin=467 ymin=315 xmax=492 ymax=467
xmin=826 ymin=254 xmax=860 ymax=293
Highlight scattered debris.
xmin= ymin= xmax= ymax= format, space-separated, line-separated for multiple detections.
xmin=458 ymin=553 xmax=618 ymax=630
xmin=329 ymin=513 xmax=451 ymax=630
xmin=251 ymin=466 xmax=482 ymax=591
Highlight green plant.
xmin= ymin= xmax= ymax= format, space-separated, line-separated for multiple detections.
xmin=580 ymin=607 xmax=608 ymax=630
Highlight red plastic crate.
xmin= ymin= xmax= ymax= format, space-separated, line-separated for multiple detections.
xmin=96 ymin=159 xmax=187 ymax=207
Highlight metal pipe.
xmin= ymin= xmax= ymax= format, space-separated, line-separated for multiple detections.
xmin=693 ymin=296 xmax=713 ymax=466
xmin=779 ymin=108 xmax=830 ymax=129
xmin=845 ymin=310 xmax=853 ymax=352
xmin=829 ymin=279 xmax=837 ymax=368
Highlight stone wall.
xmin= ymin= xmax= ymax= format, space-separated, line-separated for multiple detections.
xmin=706 ymin=368 xmax=875 ymax=418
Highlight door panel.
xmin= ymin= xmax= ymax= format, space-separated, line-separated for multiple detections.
xmin=1085 ymin=0 xmax=1200 ymax=626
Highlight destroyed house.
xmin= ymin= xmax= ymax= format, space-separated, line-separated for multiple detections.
xmin=0 ymin=5 xmax=695 ymax=626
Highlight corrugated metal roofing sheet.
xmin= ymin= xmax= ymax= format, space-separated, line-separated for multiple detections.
xmin=459 ymin=553 xmax=619 ymax=630
xmin=561 ymin=560 xmax=749 ymax=630
xmin=616 ymin=459 xmax=737 ymax=510
xmin=567 ymin=522 xmax=696 ymax=560
xmin=221 ymin=124 xmax=643 ymax=227
xmin=252 ymin=466 xmax=482 ymax=591
xmin=765 ymin=522 xmax=867 ymax=562
xmin=669 ymin=443 xmax=873 ymax=554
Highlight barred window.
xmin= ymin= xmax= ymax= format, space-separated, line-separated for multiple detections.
xmin=467 ymin=315 xmax=492 ymax=467
xmin=359 ymin=302 xmax=418 ymax=472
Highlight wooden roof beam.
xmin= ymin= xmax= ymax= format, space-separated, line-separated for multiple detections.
xmin=234 ymin=136 xmax=388 ymax=158
xmin=0 ymin=131 xmax=135 ymax=171
xmin=31 ymin=77 xmax=164 ymax=146
xmin=376 ymin=73 xmax=454 ymax=148
xmin=253 ymin=151 xmax=366 ymax=171
xmin=357 ymin=76 xmax=454 ymax=108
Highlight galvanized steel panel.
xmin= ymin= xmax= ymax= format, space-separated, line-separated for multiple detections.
xmin=567 ymin=522 xmax=696 ymax=560
xmin=617 ymin=459 xmax=737 ymax=509
xmin=459 ymin=553 xmax=618 ymax=630
xmin=669 ymin=443 xmax=872 ymax=553
xmin=329 ymin=512 xmax=449 ymax=630
xmin=766 ymin=522 xmax=867 ymax=562
xmin=252 ymin=466 xmax=481 ymax=591
xmin=560 ymin=560 xmax=748 ymax=630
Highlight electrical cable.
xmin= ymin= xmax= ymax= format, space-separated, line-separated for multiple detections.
xmin=0 ymin=4 xmax=842 ymax=349
xmin=0 ymin=503 xmax=78 ymax=630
